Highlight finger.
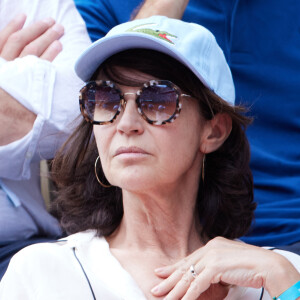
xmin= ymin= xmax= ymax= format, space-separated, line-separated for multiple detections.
xmin=0 ymin=14 xmax=26 ymax=53
xmin=155 ymin=249 xmax=203 ymax=278
xmin=155 ymin=264 xmax=178 ymax=278
xmin=151 ymin=267 xmax=188 ymax=296
xmin=19 ymin=23 xmax=64 ymax=59
xmin=1 ymin=18 xmax=55 ymax=60
xmin=40 ymin=40 xmax=63 ymax=62
xmin=164 ymin=271 xmax=194 ymax=300
xmin=182 ymin=269 xmax=212 ymax=300
xmin=164 ymin=263 xmax=206 ymax=300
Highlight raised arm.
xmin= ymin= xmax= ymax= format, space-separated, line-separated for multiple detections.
xmin=133 ymin=0 xmax=189 ymax=19
xmin=0 ymin=0 xmax=91 ymax=180
xmin=0 ymin=14 xmax=63 ymax=145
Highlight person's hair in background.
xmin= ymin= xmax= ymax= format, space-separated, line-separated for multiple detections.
xmin=51 ymin=48 xmax=255 ymax=241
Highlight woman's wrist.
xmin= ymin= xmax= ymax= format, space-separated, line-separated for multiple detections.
xmin=265 ymin=252 xmax=300 ymax=299
xmin=272 ymin=280 xmax=300 ymax=300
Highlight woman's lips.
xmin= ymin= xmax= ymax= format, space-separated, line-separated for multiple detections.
xmin=114 ymin=146 xmax=149 ymax=157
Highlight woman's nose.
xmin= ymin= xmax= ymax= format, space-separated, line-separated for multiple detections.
xmin=116 ymin=95 xmax=144 ymax=135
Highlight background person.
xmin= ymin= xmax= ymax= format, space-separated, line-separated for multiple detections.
xmin=74 ymin=0 xmax=300 ymax=253
xmin=0 ymin=0 xmax=91 ymax=278
xmin=1 ymin=16 xmax=299 ymax=300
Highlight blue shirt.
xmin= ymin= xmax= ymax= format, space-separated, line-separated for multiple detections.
xmin=75 ymin=0 xmax=300 ymax=247
xmin=0 ymin=163 xmax=61 ymax=243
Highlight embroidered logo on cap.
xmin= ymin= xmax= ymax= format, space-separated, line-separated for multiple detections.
xmin=126 ymin=23 xmax=177 ymax=44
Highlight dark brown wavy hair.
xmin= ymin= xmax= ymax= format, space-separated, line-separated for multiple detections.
xmin=51 ymin=49 xmax=256 ymax=241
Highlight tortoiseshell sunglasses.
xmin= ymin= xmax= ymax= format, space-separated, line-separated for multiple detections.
xmin=79 ymin=80 xmax=191 ymax=125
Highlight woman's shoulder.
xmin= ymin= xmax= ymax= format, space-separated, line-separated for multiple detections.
xmin=10 ymin=230 xmax=101 ymax=268
xmin=0 ymin=231 xmax=107 ymax=299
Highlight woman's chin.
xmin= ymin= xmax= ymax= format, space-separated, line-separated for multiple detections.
xmin=110 ymin=172 xmax=158 ymax=192
xmin=117 ymin=180 xmax=154 ymax=192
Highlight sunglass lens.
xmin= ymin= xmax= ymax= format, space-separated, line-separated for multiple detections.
xmin=139 ymin=82 xmax=178 ymax=123
xmin=83 ymin=83 xmax=121 ymax=123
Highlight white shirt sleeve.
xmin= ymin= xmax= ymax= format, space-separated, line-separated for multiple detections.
xmin=0 ymin=0 xmax=91 ymax=180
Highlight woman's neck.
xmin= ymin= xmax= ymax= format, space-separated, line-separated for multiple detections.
xmin=105 ymin=171 xmax=205 ymax=299
xmin=108 ymin=183 xmax=204 ymax=260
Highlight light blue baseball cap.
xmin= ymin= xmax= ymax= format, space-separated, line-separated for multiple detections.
xmin=75 ymin=16 xmax=235 ymax=105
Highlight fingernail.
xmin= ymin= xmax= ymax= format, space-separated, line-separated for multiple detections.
xmin=51 ymin=24 xmax=64 ymax=35
xmin=154 ymin=267 xmax=164 ymax=273
xmin=14 ymin=13 xmax=26 ymax=23
xmin=151 ymin=286 xmax=160 ymax=294
xmin=43 ymin=17 xmax=55 ymax=26
xmin=51 ymin=40 xmax=63 ymax=51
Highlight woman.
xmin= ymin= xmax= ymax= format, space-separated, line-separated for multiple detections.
xmin=0 ymin=16 xmax=299 ymax=300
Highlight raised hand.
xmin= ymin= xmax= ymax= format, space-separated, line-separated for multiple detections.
xmin=0 ymin=13 xmax=64 ymax=61
xmin=0 ymin=14 xmax=64 ymax=145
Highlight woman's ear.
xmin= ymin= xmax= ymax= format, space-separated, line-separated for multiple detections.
xmin=200 ymin=113 xmax=232 ymax=154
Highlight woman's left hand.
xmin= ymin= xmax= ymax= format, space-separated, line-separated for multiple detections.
xmin=151 ymin=237 xmax=300 ymax=299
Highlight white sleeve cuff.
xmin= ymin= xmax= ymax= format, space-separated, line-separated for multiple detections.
xmin=0 ymin=55 xmax=55 ymax=118
xmin=0 ymin=56 xmax=56 ymax=179
xmin=0 ymin=56 xmax=7 ymax=67
xmin=0 ymin=115 xmax=44 ymax=179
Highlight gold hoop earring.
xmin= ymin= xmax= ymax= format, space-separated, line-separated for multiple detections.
xmin=202 ymin=154 xmax=206 ymax=182
xmin=94 ymin=156 xmax=111 ymax=188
